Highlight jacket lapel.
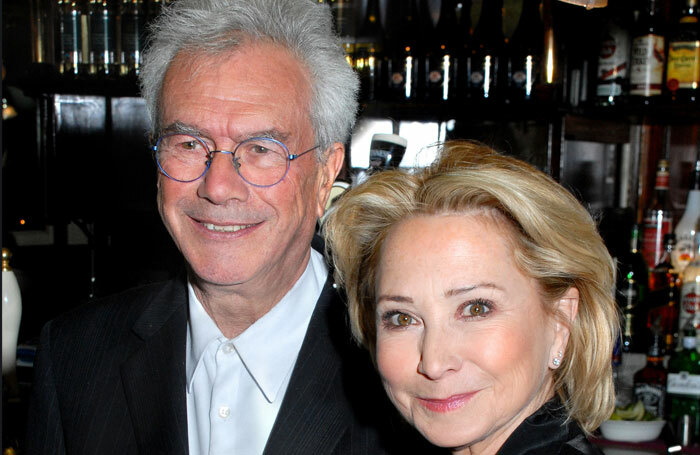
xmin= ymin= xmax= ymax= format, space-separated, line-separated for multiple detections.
xmin=120 ymin=277 xmax=189 ymax=455
xmin=264 ymin=277 xmax=352 ymax=454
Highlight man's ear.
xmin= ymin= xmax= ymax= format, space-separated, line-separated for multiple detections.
xmin=549 ymin=287 xmax=579 ymax=369
xmin=316 ymin=142 xmax=345 ymax=218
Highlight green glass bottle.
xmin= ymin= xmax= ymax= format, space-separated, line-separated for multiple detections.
xmin=667 ymin=319 xmax=700 ymax=439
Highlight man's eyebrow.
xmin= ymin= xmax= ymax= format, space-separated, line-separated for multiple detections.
xmin=159 ymin=121 xmax=208 ymax=137
xmin=158 ymin=123 xmax=291 ymax=144
xmin=244 ymin=129 xmax=291 ymax=143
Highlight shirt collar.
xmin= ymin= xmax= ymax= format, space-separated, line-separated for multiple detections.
xmin=186 ymin=249 xmax=328 ymax=402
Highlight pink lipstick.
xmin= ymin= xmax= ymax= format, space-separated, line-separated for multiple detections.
xmin=417 ymin=393 xmax=476 ymax=413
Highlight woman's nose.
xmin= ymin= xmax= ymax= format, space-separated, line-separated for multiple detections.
xmin=417 ymin=327 xmax=462 ymax=380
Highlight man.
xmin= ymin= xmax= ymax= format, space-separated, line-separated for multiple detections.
xmin=26 ymin=1 xmax=436 ymax=453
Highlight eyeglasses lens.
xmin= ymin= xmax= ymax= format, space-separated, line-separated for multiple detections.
xmin=155 ymin=134 xmax=291 ymax=186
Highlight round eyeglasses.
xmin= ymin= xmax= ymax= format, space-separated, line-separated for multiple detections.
xmin=153 ymin=133 xmax=319 ymax=187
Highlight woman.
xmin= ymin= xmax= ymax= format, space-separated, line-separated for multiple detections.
xmin=323 ymin=141 xmax=618 ymax=454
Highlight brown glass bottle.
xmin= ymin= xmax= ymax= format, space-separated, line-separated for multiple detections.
xmin=385 ymin=0 xmax=420 ymax=102
xmin=634 ymin=321 xmax=667 ymax=418
xmin=629 ymin=0 xmax=665 ymax=104
xmin=425 ymin=0 xmax=460 ymax=102
xmin=506 ymin=0 xmax=544 ymax=104
xmin=468 ymin=0 xmax=505 ymax=102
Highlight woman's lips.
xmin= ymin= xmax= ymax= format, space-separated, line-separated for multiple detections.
xmin=417 ymin=392 xmax=477 ymax=413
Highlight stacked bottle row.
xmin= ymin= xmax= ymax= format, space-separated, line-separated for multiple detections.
xmin=617 ymin=158 xmax=700 ymax=357
xmin=323 ymin=0 xmax=700 ymax=106
xmin=595 ymin=0 xmax=700 ymax=106
xmin=338 ymin=0 xmax=547 ymax=104
xmin=55 ymin=0 xmax=171 ymax=79
xmin=617 ymin=158 xmax=700 ymax=439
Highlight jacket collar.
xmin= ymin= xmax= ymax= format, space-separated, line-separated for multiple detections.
xmin=121 ymin=276 xmax=189 ymax=455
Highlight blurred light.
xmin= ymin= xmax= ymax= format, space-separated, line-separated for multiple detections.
xmin=557 ymin=0 xmax=607 ymax=8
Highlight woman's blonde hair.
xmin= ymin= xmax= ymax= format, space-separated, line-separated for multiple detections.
xmin=323 ymin=140 xmax=618 ymax=433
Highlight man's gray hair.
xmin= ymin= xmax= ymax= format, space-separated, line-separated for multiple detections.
xmin=139 ymin=0 xmax=359 ymax=153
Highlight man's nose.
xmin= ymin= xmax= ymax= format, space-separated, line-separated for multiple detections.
xmin=197 ymin=151 xmax=249 ymax=204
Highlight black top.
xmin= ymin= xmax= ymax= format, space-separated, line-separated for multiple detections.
xmin=498 ymin=399 xmax=603 ymax=455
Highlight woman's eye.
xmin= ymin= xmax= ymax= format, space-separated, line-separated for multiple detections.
xmin=463 ymin=300 xmax=491 ymax=318
xmin=382 ymin=311 xmax=415 ymax=328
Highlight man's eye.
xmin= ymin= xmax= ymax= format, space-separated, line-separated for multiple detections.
xmin=181 ymin=141 xmax=199 ymax=150
xmin=251 ymin=145 xmax=271 ymax=154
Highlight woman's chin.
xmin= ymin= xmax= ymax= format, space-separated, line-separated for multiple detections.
xmin=415 ymin=423 xmax=481 ymax=452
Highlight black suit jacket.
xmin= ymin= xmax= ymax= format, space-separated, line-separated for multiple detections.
xmin=26 ymin=267 xmax=437 ymax=454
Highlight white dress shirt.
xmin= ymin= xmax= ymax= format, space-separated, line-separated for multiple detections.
xmin=186 ymin=249 xmax=328 ymax=455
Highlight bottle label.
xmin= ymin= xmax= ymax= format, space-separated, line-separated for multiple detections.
xmin=635 ymin=382 xmax=665 ymax=417
xmin=596 ymin=24 xmax=630 ymax=97
xmin=668 ymin=372 xmax=700 ymax=396
xmin=642 ymin=214 xmax=672 ymax=268
xmin=630 ymin=34 xmax=665 ymax=96
xmin=655 ymin=168 xmax=670 ymax=190
xmin=680 ymin=283 xmax=700 ymax=331
xmin=675 ymin=232 xmax=695 ymax=270
xmin=666 ymin=40 xmax=700 ymax=91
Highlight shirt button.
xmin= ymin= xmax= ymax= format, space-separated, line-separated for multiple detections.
xmin=218 ymin=406 xmax=230 ymax=419
xmin=222 ymin=344 xmax=234 ymax=354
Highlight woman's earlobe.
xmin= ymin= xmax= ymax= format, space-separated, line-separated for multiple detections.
xmin=550 ymin=287 xmax=580 ymax=367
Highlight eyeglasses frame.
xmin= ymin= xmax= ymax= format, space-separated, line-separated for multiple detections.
xmin=152 ymin=132 xmax=320 ymax=188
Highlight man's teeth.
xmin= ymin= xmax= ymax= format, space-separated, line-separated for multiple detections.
xmin=203 ymin=223 xmax=254 ymax=232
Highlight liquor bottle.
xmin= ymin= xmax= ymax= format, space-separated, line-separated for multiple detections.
xmin=57 ymin=0 xmax=86 ymax=76
xmin=120 ymin=0 xmax=146 ymax=77
xmin=674 ymin=159 xmax=700 ymax=273
xmin=621 ymin=305 xmax=636 ymax=353
xmin=650 ymin=233 xmax=679 ymax=293
xmin=667 ymin=319 xmax=700 ymax=439
xmin=666 ymin=0 xmax=700 ymax=103
xmin=326 ymin=0 xmax=357 ymax=67
xmin=2 ymin=248 xmax=22 ymax=376
xmin=416 ymin=0 xmax=435 ymax=100
xmin=634 ymin=320 xmax=667 ymax=418
xmin=353 ymin=0 xmax=384 ymax=101
xmin=642 ymin=159 xmax=673 ymax=270
xmin=425 ymin=0 xmax=460 ymax=102
xmin=455 ymin=0 xmax=472 ymax=100
xmin=88 ymin=0 xmax=118 ymax=77
xmin=385 ymin=0 xmax=420 ymax=102
xmin=146 ymin=0 xmax=164 ymax=22
xmin=617 ymin=224 xmax=650 ymax=352
xmin=680 ymin=229 xmax=700 ymax=336
xmin=506 ymin=0 xmax=544 ymax=104
xmin=628 ymin=0 xmax=665 ymax=104
xmin=468 ymin=0 xmax=505 ymax=102
xmin=595 ymin=0 xmax=633 ymax=106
